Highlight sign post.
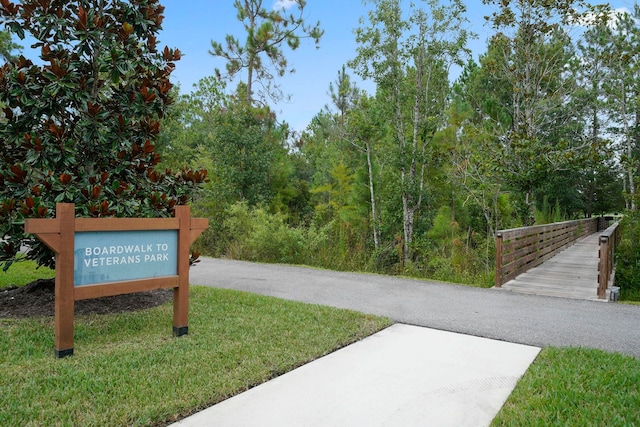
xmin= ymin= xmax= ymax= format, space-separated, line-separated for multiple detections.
xmin=25 ymin=203 xmax=208 ymax=358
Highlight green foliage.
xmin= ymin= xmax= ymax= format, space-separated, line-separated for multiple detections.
xmin=156 ymin=77 xmax=227 ymax=171
xmin=412 ymin=206 xmax=493 ymax=286
xmin=159 ymin=77 xmax=309 ymax=220
xmin=0 ymin=1 xmax=206 ymax=270
xmin=534 ymin=196 xmax=565 ymax=225
xmin=223 ymin=202 xmax=307 ymax=263
xmin=311 ymin=162 xmax=356 ymax=223
xmin=0 ymin=28 xmax=19 ymax=62
xmin=208 ymin=100 xmax=275 ymax=205
xmin=157 ymin=75 xmax=315 ymax=261
xmin=476 ymin=0 xmax=609 ymax=224
xmin=604 ymin=6 xmax=640 ymax=211
xmin=219 ymin=202 xmax=369 ymax=270
xmin=350 ymin=0 xmax=474 ymax=263
xmin=426 ymin=206 xmax=457 ymax=241
xmin=153 ymin=1 xmax=631 ymax=289
xmin=328 ymin=64 xmax=360 ymax=124
xmin=615 ymin=211 xmax=640 ymax=301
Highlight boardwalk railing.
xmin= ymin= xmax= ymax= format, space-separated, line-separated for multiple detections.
xmin=598 ymin=221 xmax=621 ymax=299
xmin=495 ymin=218 xmax=599 ymax=287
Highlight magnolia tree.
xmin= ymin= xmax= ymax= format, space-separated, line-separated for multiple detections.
xmin=0 ymin=0 xmax=207 ymax=270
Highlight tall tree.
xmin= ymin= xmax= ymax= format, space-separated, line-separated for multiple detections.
xmin=321 ymin=67 xmax=383 ymax=247
xmin=450 ymin=73 xmax=508 ymax=237
xmin=601 ymin=6 xmax=640 ymax=210
xmin=0 ymin=0 xmax=206 ymax=269
xmin=345 ymin=93 xmax=383 ymax=249
xmin=210 ymin=0 xmax=323 ymax=105
xmin=327 ymin=64 xmax=360 ymax=127
xmin=0 ymin=28 xmax=19 ymax=62
xmin=573 ymin=20 xmax=617 ymax=216
xmin=157 ymin=77 xmax=227 ymax=171
xmin=481 ymin=0 xmax=604 ymax=222
xmin=350 ymin=0 xmax=472 ymax=264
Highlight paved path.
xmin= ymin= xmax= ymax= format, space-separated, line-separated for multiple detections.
xmin=501 ymin=233 xmax=605 ymax=301
xmin=189 ymin=257 xmax=640 ymax=357
xmin=173 ymin=324 xmax=540 ymax=427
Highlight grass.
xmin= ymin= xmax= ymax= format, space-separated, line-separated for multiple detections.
xmin=492 ymin=347 xmax=640 ymax=426
xmin=621 ymin=289 xmax=640 ymax=303
xmin=0 ymin=286 xmax=391 ymax=426
xmin=0 ymin=259 xmax=54 ymax=289
xmin=3 ymin=262 xmax=640 ymax=426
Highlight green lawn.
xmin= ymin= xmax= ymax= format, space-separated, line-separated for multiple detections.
xmin=0 ymin=259 xmax=54 ymax=289
xmin=493 ymin=347 xmax=640 ymax=426
xmin=0 ymin=285 xmax=391 ymax=426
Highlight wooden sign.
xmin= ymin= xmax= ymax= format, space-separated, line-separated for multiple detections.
xmin=25 ymin=203 xmax=208 ymax=358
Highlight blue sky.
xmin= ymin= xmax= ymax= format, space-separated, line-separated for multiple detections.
xmin=160 ymin=0 xmax=632 ymax=132
xmin=159 ymin=0 xmax=492 ymax=131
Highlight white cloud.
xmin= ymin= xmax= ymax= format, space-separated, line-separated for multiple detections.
xmin=273 ymin=0 xmax=297 ymax=11
xmin=572 ymin=7 xmax=633 ymax=29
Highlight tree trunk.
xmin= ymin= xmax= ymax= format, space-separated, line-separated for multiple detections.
xmin=365 ymin=141 xmax=380 ymax=249
xmin=621 ymin=80 xmax=636 ymax=210
xmin=525 ymin=190 xmax=535 ymax=225
xmin=402 ymin=196 xmax=415 ymax=264
xmin=245 ymin=2 xmax=256 ymax=104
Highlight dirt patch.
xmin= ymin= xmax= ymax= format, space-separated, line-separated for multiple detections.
xmin=0 ymin=278 xmax=172 ymax=318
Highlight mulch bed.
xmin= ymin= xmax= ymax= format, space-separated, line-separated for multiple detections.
xmin=0 ymin=278 xmax=172 ymax=318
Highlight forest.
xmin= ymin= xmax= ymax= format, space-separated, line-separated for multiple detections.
xmin=0 ymin=0 xmax=637 ymax=293
xmin=157 ymin=0 xmax=636 ymax=288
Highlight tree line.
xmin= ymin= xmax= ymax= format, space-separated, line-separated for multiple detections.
xmin=158 ymin=0 xmax=633 ymax=286
xmin=0 ymin=0 xmax=636 ymax=291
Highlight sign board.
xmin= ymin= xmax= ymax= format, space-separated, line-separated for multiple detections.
xmin=25 ymin=203 xmax=208 ymax=358
xmin=74 ymin=230 xmax=178 ymax=286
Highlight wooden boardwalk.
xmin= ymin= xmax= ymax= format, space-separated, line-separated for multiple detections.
xmin=498 ymin=233 xmax=606 ymax=302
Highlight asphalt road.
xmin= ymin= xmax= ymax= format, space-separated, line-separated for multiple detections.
xmin=189 ymin=257 xmax=640 ymax=358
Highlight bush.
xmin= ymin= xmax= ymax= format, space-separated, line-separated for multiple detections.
xmin=213 ymin=202 xmax=494 ymax=286
xmin=615 ymin=210 xmax=640 ymax=301
xmin=408 ymin=206 xmax=493 ymax=286
xmin=249 ymin=211 xmax=305 ymax=264
xmin=222 ymin=202 xmax=306 ymax=264
xmin=219 ymin=203 xmax=373 ymax=270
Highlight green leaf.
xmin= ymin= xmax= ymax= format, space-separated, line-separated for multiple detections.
xmin=7 ymin=22 xmax=25 ymax=40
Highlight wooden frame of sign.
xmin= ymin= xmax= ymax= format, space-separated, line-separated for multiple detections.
xmin=24 ymin=203 xmax=208 ymax=358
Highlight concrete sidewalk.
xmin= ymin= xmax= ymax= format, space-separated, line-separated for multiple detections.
xmin=171 ymin=324 xmax=540 ymax=427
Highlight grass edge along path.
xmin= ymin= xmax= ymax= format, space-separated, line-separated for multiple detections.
xmin=492 ymin=347 xmax=640 ymax=426
xmin=0 ymin=286 xmax=392 ymax=426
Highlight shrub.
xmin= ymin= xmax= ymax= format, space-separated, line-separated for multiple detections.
xmin=222 ymin=202 xmax=306 ymax=264
xmin=615 ymin=210 xmax=640 ymax=301
xmin=0 ymin=0 xmax=206 ymax=270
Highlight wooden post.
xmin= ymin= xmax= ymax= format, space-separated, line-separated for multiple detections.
xmin=598 ymin=235 xmax=609 ymax=300
xmin=495 ymin=232 xmax=503 ymax=288
xmin=55 ymin=203 xmax=75 ymax=357
xmin=173 ymin=205 xmax=190 ymax=336
xmin=24 ymin=203 xmax=75 ymax=357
